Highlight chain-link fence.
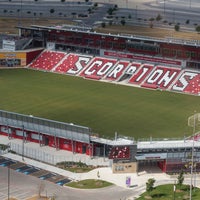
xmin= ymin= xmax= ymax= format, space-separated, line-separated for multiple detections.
xmin=9 ymin=142 xmax=111 ymax=167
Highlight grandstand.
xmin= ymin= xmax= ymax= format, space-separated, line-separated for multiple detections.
xmin=25 ymin=49 xmax=199 ymax=95
xmin=0 ymin=24 xmax=199 ymax=95
xmin=0 ymin=23 xmax=199 ymax=173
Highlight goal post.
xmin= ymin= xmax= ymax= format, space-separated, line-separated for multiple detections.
xmin=188 ymin=113 xmax=200 ymax=128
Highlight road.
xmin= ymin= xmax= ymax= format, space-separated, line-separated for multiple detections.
xmin=0 ymin=166 xmax=134 ymax=200
xmin=1 ymin=0 xmax=200 ymax=29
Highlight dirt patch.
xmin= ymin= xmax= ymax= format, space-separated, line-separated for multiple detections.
xmin=26 ymin=195 xmax=49 ymax=200
xmin=0 ymin=17 xmax=74 ymax=34
xmin=96 ymin=25 xmax=200 ymax=40
xmin=144 ymin=195 xmax=152 ymax=199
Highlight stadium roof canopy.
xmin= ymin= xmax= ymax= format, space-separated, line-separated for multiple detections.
xmin=16 ymin=24 xmax=200 ymax=47
xmin=0 ymin=110 xmax=91 ymax=143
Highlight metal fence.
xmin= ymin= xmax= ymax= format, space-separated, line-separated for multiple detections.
xmin=9 ymin=142 xmax=111 ymax=167
xmin=0 ymin=149 xmax=9 ymax=155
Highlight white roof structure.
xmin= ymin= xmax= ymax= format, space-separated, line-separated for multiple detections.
xmin=138 ymin=139 xmax=200 ymax=150
xmin=90 ymin=136 xmax=135 ymax=146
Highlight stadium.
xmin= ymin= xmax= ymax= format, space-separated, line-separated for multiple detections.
xmin=0 ymin=1 xmax=200 ymax=176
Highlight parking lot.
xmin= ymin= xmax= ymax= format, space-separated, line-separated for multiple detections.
xmin=0 ymin=156 xmax=71 ymax=186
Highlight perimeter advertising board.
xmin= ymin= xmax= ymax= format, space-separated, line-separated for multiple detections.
xmin=0 ymin=51 xmax=26 ymax=67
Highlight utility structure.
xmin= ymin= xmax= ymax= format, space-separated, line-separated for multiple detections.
xmin=188 ymin=112 xmax=200 ymax=200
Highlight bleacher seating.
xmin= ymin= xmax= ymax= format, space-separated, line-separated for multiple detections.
xmin=105 ymin=60 xmax=131 ymax=81
xmin=109 ymin=146 xmax=130 ymax=160
xmin=28 ymin=50 xmax=200 ymax=96
xmin=80 ymin=57 xmax=117 ymax=80
xmin=54 ymin=53 xmax=83 ymax=74
xmin=172 ymin=70 xmax=200 ymax=95
xmin=29 ymin=50 xmax=66 ymax=71
xmin=128 ymin=63 xmax=154 ymax=85
xmin=141 ymin=66 xmax=181 ymax=90
xmin=182 ymin=72 xmax=200 ymax=95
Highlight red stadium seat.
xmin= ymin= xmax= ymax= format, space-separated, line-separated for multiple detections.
xmin=29 ymin=50 xmax=66 ymax=71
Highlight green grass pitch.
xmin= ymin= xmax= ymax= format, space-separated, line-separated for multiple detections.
xmin=0 ymin=68 xmax=199 ymax=140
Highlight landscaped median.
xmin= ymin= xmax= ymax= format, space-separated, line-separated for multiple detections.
xmin=66 ymin=179 xmax=113 ymax=189
xmin=137 ymin=184 xmax=200 ymax=200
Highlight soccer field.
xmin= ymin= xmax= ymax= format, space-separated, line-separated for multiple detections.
xmin=0 ymin=68 xmax=199 ymax=140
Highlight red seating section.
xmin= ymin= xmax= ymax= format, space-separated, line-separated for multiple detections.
xmin=105 ymin=60 xmax=131 ymax=81
xmin=29 ymin=51 xmax=200 ymax=96
xmin=128 ymin=63 xmax=154 ymax=85
xmin=172 ymin=70 xmax=200 ymax=95
xmin=109 ymin=146 xmax=130 ymax=160
xmin=54 ymin=54 xmax=91 ymax=74
xmin=141 ymin=66 xmax=181 ymax=89
xmin=29 ymin=50 xmax=66 ymax=71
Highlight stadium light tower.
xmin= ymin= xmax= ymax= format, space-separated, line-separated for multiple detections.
xmin=7 ymin=143 xmax=11 ymax=200
xmin=188 ymin=112 xmax=200 ymax=200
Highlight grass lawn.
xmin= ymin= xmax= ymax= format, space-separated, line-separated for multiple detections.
xmin=0 ymin=68 xmax=199 ymax=139
xmin=137 ymin=184 xmax=200 ymax=200
xmin=66 ymin=179 xmax=113 ymax=189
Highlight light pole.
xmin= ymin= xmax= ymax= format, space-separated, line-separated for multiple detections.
xmin=22 ymin=125 xmax=25 ymax=161
xmin=7 ymin=143 xmax=11 ymax=200
xmin=188 ymin=112 xmax=199 ymax=200
xmin=135 ymin=5 xmax=138 ymax=21
xmin=20 ymin=0 xmax=22 ymax=26
xmin=173 ymin=181 xmax=176 ymax=200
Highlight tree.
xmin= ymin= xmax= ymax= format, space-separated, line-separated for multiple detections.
xmin=177 ymin=170 xmax=184 ymax=186
xmin=94 ymin=2 xmax=98 ymax=7
xmin=38 ymin=181 xmax=45 ymax=198
xmin=121 ymin=19 xmax=126 ymax=26
xmin=185 ymin=19 xmax=190 ymax=24
xmin=107 ymin=8 xmax=113 ymax=15
xmin=156 ymin=14 xmax=162 ymax=21
xmin=174 ymin=24 xmax=180 ymax=31
xmin=146 ymin=178 xmax=155 ymax=194
xmin=109 ymin=20 xmax=113 ymax=26
xmin=101 ymin=22 xmax=106 ymax=28
xmin=49 ymin=8 xmax=55 ymax=16
xmin=195 ymin=25 xmax=200 ymax=34
xmin=71 ymin=12 xmax=76 ymax=18
xmin=114 ymin=4 xmax=118 ymax=10
xmin=61 ymin=0 xmax=65 ymax=2
xmin=88 ymin=8 xmax=92 ymax=14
